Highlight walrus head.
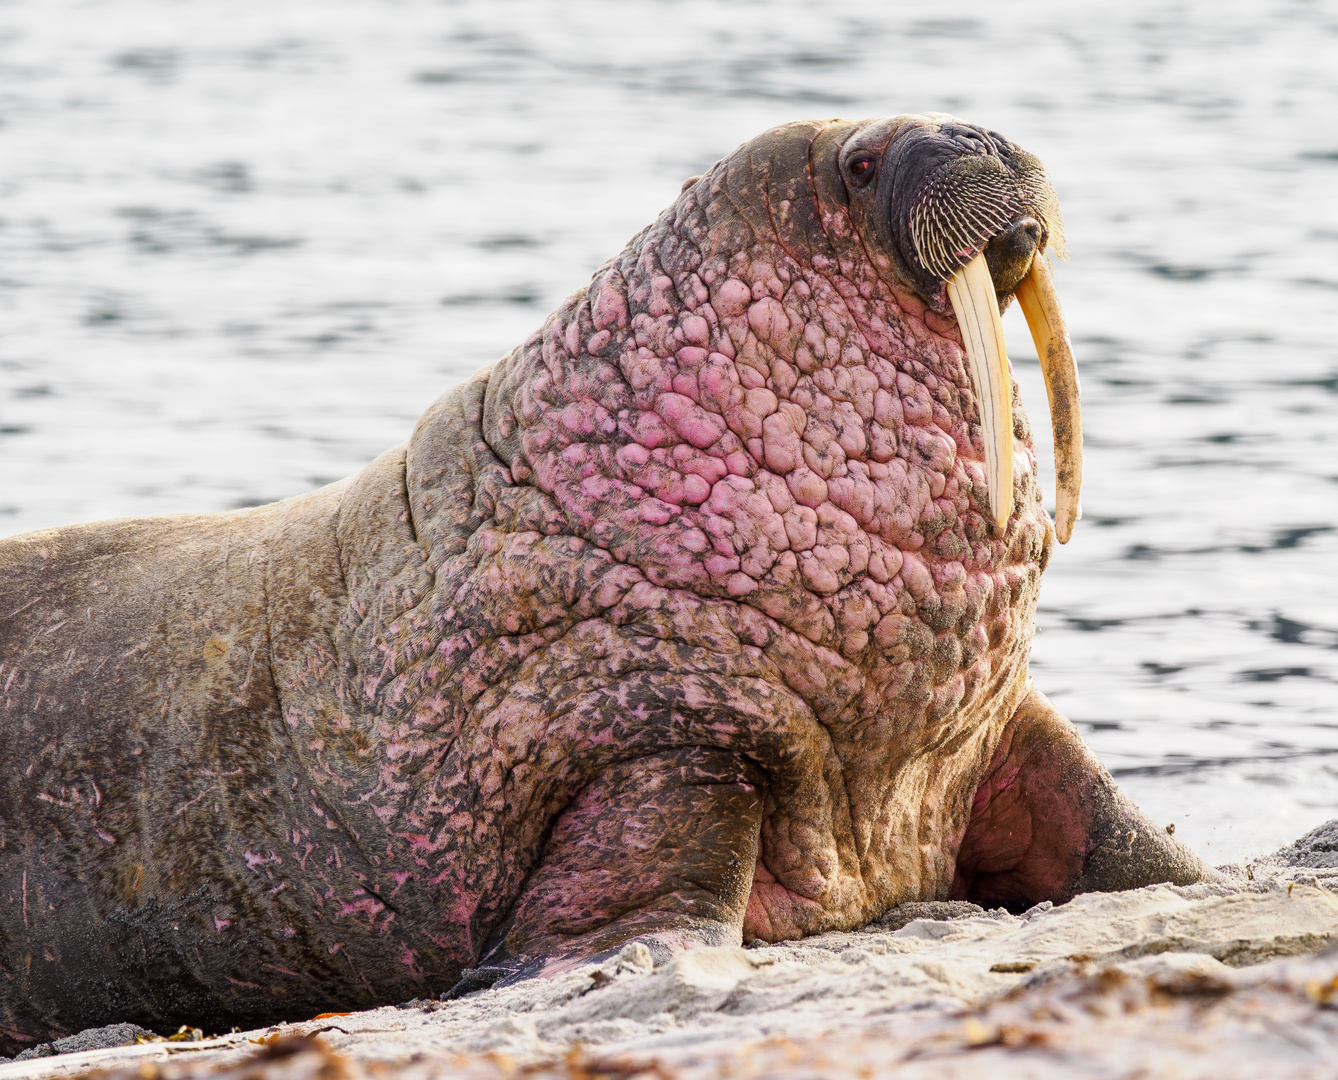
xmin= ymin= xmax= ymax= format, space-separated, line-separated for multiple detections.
xmin=698 ymin=114 xmax=1082 ymax=548
xmin=834 ymin=117 xmax=1075 ymax=540
xmin=826 ymin=114 xmax=1081 ymax=542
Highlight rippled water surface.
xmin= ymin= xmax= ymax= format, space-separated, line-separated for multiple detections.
xmin=2 ymin=0 xmax=1336 ymax=862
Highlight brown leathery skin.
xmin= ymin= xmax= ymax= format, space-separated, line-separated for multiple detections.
xmin=0 ymin=114 xmax=1212 ymax=1051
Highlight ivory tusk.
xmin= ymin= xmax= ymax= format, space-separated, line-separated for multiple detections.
xmin=946 ymin=254 xmax=1013 ymax=531
xmin=1015 ymin=255 xmax=1083 ymax=543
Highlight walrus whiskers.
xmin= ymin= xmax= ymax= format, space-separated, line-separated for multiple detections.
xmin=909 ymin=170 xmax=1017 ymax=279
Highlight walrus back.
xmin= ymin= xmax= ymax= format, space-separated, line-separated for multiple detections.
xmin=0 ymin=504 xmax=305 ymax=732
xmin=0 ymin=488 xmax=359 ymax=1044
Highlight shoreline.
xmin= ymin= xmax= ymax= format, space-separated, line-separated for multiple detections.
xmin=8 ymin=821 xmax=1338 ymax=1079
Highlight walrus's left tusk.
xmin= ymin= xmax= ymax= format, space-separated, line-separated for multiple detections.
xmin=1015 ymin=255 xmax=1083 ymax=543
xmin=946 ymin=253 xmax=1013 ymax=531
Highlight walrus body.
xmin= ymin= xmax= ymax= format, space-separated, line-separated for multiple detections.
xmin=0 ymin=115 xmax=1211 ymax=1050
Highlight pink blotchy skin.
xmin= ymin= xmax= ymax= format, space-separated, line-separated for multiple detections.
xmin=0 ymin=115 xmax=1209 ymax=1049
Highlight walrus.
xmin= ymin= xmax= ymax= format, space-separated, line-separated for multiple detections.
xmin=0 ymin=113 xmax=1214 ymax=1051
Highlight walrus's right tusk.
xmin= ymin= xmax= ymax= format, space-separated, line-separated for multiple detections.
xmin=946 ymin=253 xmax=1014 ymax=532
xmin=1015 ymin=255 xmax=1083 ymax=543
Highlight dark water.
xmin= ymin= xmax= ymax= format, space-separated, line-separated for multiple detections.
xmin=2 ymin=0 xmax=1336 ymax=860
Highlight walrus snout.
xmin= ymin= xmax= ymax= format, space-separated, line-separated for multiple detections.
xmin=868 ymin=115 xmax=1064 ymax=304
xmin=984 ymin=216 xmax=1043 ymax=297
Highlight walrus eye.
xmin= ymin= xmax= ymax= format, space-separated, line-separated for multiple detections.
xmin=847 ymin=153 xmax=876 ymax=187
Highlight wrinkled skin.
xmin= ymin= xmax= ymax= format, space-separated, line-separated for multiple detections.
xmin=0 ymin=114 xmax=1212 ymax=1051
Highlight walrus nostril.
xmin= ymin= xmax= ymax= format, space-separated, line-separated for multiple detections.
xmin=984 ymin=217 xmax=1044 ymax=297
xmin=942 ymin=124 xmax=995 ymax=155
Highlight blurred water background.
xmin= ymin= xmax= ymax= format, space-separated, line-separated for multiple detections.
xmin=1 ymin=0 xmax=1336 ymax=862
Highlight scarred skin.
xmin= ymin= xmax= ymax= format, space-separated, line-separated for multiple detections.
xmin=0 ymin=115 xmax=1212 ymax=1051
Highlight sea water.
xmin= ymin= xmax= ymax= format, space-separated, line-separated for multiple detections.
xmin=1 ymin=0 xmax=1335 ymax=862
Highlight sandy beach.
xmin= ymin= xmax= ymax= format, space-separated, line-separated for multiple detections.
xmin=6 ymin=823 xmax=1338 ymax=1079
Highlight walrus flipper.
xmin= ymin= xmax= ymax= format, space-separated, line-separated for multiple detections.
xmin=951 ymin=690 xmax=1216 ymax=911
xmin=470 ymin=748 xmax=764 ymax=985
